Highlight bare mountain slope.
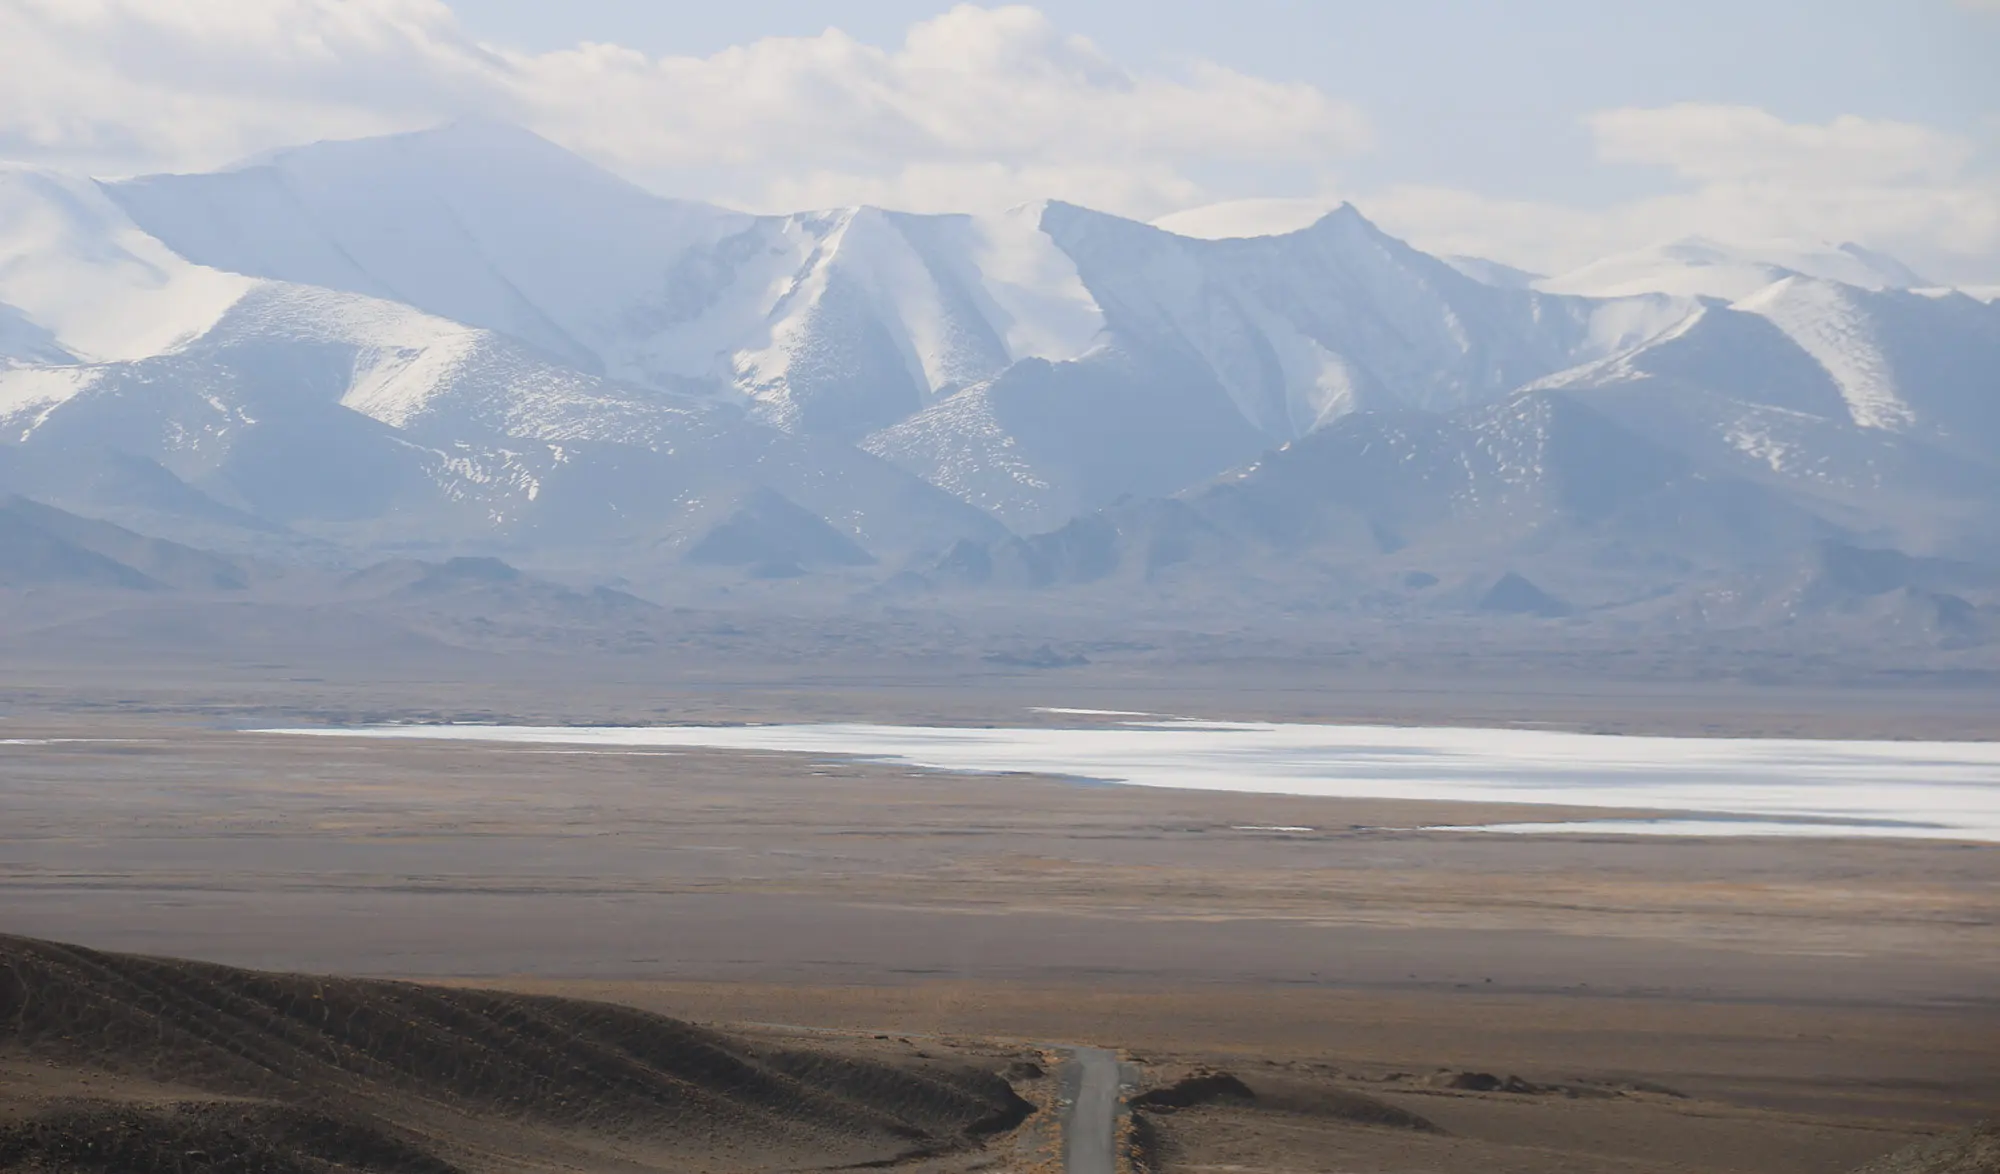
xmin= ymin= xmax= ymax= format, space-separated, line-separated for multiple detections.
xmin=0 ymin=934 xmax=1034 ymax=1173
xmin=0 ymin=495 xmax=245 ymax=590
xmin=0 ymin=276 xmax=997 ymax=565
xmin=1534 ymin=281 xmax=2000 ymax=556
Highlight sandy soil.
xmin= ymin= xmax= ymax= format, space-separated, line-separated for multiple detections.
xmin=1 ymin=717 xmax=1995 ymax=1172
xmin=5 ymin=647 xmax=2000 ymax=741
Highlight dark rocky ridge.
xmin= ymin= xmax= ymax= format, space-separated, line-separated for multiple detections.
xmin=0 ymin=934 xmax=1034 ymax=1172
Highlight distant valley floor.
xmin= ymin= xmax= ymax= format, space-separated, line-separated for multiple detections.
xmin=1 ymin=719 xmax=1995 ymax=1173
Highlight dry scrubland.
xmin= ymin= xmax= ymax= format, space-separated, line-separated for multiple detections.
xmin=1 ymin=698 xmax=1995 ymax=1173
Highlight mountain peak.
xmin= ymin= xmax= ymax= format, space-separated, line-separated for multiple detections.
xmin=393 ymin=117 xmax=601 ymax=166
xmin=1300 ymin=201 xmax=1385 ymax=239
xmin=216 ymin=118 xmax=639 ymax=194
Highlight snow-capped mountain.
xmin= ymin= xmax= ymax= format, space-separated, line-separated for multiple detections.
xmin=1190 ymin=388 xmax=1838 ymax=585
xmin=696 ymin=202 xmax=1106 ymax=438
xmin=104 ymin=121 xmax=749 ymax=379
xmin=1 ymin=120 xmax=1996 ymax=634
xmin=1536 ymin=277 xmax=2000 ymax=447
xmin=0 ymin=169 xmax=255 ymax=365
xmin=106 ymin=124 xmax=1105 ymax=441
xmin=1524 ymin=276 xmax=2000 ymax=560
xmin=0 ymin=161 xmax=1002 ymax=564
xmin=861 ymin=202 xmax=1696 ymax=529
xmin=103 ymin=124 xmax=1695 ymax=449
xmin=1535 ymin=237 xmax=1931 ymax=302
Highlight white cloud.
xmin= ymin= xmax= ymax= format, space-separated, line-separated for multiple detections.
xmin=1355 ymin=105 xmax=2000 ymax=285
xmin=4 ymin=6 xmax=1992 ymax=282
xmin=0 ymin=0 xmax=484 ymax=169
xmin=1151 ymin=197 xmax=1338 ymax=240
xmin=1155 ymin=103 xmax=2000 ymax=284
xmin=1590 ymin=104 xmax=1972 ymax=185
xmin=0 ymin=1 xmax=1367 ymax=218
xmin=758 ymin=161 xmax=1209 ymax=223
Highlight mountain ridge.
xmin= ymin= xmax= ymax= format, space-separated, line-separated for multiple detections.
xmin=0 ymin=120 xmax=1994 ymax=650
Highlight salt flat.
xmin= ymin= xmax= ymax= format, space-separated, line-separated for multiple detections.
xmin=7 ymin=717 xmax=1995 ymax=1173
xmin=267 ymin=718 xmax=2000 ymax=842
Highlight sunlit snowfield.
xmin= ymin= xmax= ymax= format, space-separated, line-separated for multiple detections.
xmin=267 ymin=719 xmax=2000 ymax=842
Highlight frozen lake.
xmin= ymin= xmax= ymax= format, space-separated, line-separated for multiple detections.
xmin=265 ymin=718 xmax=2000 ymax=842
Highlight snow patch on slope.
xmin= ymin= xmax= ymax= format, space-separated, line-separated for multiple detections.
xmin=1052 ymin=203 xmax=1695 ymax=434
xmin=729 ymin=208 xmax=939 ymax=429
xmin=0 ymin=170 xmax=255 ymax=363
xmin=344 ymin=333 xmax=485 ymax=430
xmin=1579 ymin=296 xmax=1702 ymax=359
xmin=213 ymin=283 xmax=725 ymax=450
xmin=862 ymin=383 xmax=1056 ymax=525
xmin=1530 ymin=304 xmax=1711 ymax=391
xmin=1443 ymin=255 xmax=1545 ymax=290
xmin=104 ymin=126 xmax=1111 ymax=440
xmin=1539 ymin=237 xmax=1928 ymax=301
xmin=108 ymin=121 xmax=753 ymax=379
xmin=0 ymin=302 xmax=74 ymax=365
xmin=962 ymin=202 xmax=1106 ymax=362
xmin=1736 ymin=277 xmax=1914 ymax=432
xmin=0 ymin=364 xmax=100 ymax=439
xmin=1925 ymin=285 xmax=2000 ymax=305
xmin=720 ymin=204 xmax=1106 ymax=435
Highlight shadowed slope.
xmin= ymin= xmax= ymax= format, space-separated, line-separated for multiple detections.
xmin=0 ymin=935 xmax=1033 ymax=1172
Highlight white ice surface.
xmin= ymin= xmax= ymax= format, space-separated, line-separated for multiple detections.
xmin=1432 ymin=819 xmax=1985 ymax=840
xmin=261 ymin=719 xmax=2000 ymax=842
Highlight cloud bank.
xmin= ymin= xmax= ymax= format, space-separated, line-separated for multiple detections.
xmin=1166 ymin=104 xmax=2000 ymax=285
xmin=1 ymin=1 xmax=1993 ymax=282
xmin=0 ymin=0 xmax=1364 ymax=217
xmin=1382 ymin=104 xmax=1999 ymax=284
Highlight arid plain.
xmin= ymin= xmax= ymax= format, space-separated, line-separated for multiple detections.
xmin=3 ymin=672 xmax=1996 ymax=1173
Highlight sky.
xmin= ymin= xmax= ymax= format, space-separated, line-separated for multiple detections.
xmin=2 ymin=0 xmax=1997 ymax=281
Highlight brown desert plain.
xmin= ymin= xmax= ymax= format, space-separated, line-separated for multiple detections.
xmin=1 ymin=669 xmax=1997 ymax=1174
